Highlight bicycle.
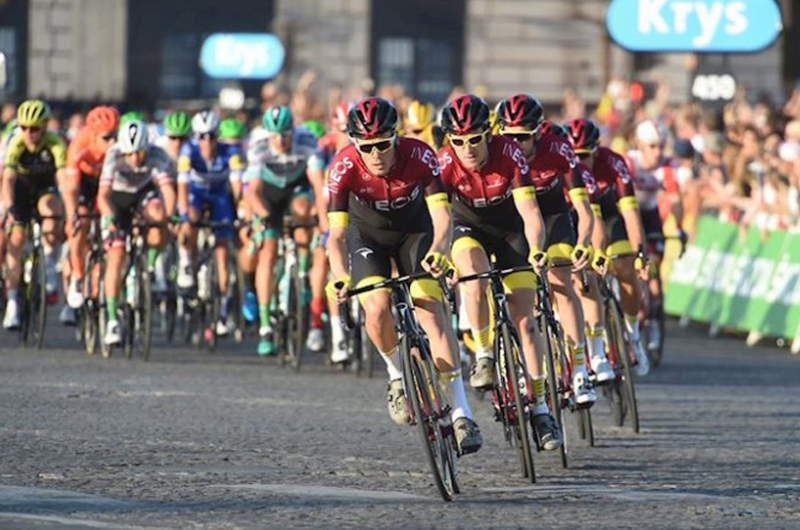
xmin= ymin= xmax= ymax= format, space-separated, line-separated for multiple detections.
xmin=536 ymin=268 xmax=595 ymax=469
xmin=74 ymin=212 xmax=102 ymax=356
xmin=344 ymin=270 xmax=460 ymax=501
xmin=19 ymin=213 xmax=61 ymax=349
xmin=339 ymin=297 xmax=376 ymax=378
xmin=598 ymin=252 xmax=641 ymax=434
xmin=456 ymin=265 xmax=537 ymax=483
xmin=99 ymin=219 xmax=164 ymax=361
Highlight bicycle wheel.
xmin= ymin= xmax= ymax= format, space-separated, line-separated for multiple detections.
xmin=401 ymin=334 xmax=458 ymax=501
xmin=230 ymin=248 xmax=246 ymax=344
xmin=98 ymin=263 xmax=112 ymax=359
xmin=165 ymin=292 xmax=177 ymax=344
xmin=137 ymin=255 xmax=153 ymax=361
xmin=31 ymin=246 xmax=47 ymax=349
xmin=205 ymin=260 xmax=220 ymax=353
xmin=500 ymin=323 xmax=536 ymax=483
xmin=123 ymin=303 xmax=134 ymax=359
xmin=577 ymin=408 xmax=595 ymax=447
xmin=541 ymin=315 xmax=569 ymax=469
xmin=606 ymin=296 xmax=640 ymax=433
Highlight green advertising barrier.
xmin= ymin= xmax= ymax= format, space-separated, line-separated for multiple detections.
xmin=665 ymin=215 xmax=800 ymax=340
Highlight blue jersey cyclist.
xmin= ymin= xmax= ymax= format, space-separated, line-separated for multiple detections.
xmin=176 ymin=110 xmax=243 ymax=337
xmin=245 ymin=105 xmax=327 ymax=356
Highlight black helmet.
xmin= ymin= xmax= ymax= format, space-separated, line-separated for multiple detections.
xmin=567 ymin=118 xmax=601 ymax=153
xmin=495 ymin=94 xmax=543 ymax=131
xmin=539 ymin=120 xmax=568 ymax=139
xmin=346 ymin=97 xmax=398 ymax=139
xmin=440 ymin=95 xmax=490 ymax=135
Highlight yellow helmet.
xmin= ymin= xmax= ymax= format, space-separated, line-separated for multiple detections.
xmin=406 ymin=100 xmax=435 ymax=130
xmin=17 ymin=99 xmax=51 ymax=127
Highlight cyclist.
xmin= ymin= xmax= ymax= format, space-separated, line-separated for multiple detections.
xmin=176 ymin=110 xmax=242 ymax=336
xmin=539 ymin=120 xmax=615 ymax=378
xmin=326 ymin=97 xmax=482 ymax=454
xmin=99 ymin=120 xmax=176 ymax=345
xmin=0 ymin=120 xmax=19 ymax=282
xmin=567 ymin=118 xmax=650 ymax=376
xmin=157 ymin=111 xmax=192 ymax=162
xmin=2 ymin=100 xmax=66 ymax=329
xmin=245 ymin=106 xmax=326 ymax=356
xmin=60 ymin=106 xmax=120 ymax=324
xmin=495 ymin=95 xmax=610 ymax=402
xmin=438 ymin=94 xmax=561 ymax=449
xmin=403 ymin=100 xmax=445 ymax=150
xmin=627 ymin=120 xmax=685 ymax=353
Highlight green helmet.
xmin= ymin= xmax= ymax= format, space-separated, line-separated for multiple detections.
xmin=302 ymin=119 xmax=326 ymax=139
xmin=120 ymin=111 xmax=146 ymax=125
xmin=262 ymin=106 xmax=293 ymax=134
xmin=3 ymin=119 xmax=18 ymax=138
xmin=17 ymin=99 xmax=51 ymax=127
xmin=219 ymin=118 xmax=245 ymax=140
xmin=163 ymin=111 xmax=191 ymax=137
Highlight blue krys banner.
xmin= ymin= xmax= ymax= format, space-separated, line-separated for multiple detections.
xmin=200 ymin=33 xmax=285 ymax=79
xmin=607 ymin=0 xmax=782 ymax=52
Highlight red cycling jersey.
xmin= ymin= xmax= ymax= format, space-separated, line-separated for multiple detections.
xmin=327 ymin=137 xmax=444 ymax=230
xmin=438 ymin=135 xmax=532 ymax=209
xmin=591 ymin=146 xmax=636 ymax=203
xmin=565 ymin=161 xmax=599 ymax=207
xmin=527 ymin=133 xmax=586 ymax=215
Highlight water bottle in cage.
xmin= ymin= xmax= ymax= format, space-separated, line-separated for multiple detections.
xmin=125 ymin=267 xmax=136 ymax=305
xmin=198 ymin=263 xmax=210 ymax=301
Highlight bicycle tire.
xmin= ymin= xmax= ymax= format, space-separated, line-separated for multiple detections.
xmin=138 ymin=255 xmax=153 ymax=361
xmin=291 ymin=269 xmax=305 ymax=372
xmin=577 ymin=408 xmax=595 ymax=447
xmin=165 ymin=293 xmax=177 ymax=344
xmin=501 ymin=323 xmax=536 ymax=483
xmin=541 ymin=315 xmax=569 ymax=469
xmin=401 ymin=334 xmax=457 ymax=501
xmin=82 ymin=259 xmax=99 ymax=356
xmin=98 ymin=262 xmax=112 ymax=359
xmin=123 ymin=303 xmax=134 ymax=359
xmin=606 ymin=295 xmax=640 ymax=433
xmin=33 ymin=246 xmax=47 ymax=349
xmin=20 ymin=256 xmax=32 ymax=345
xmin=230 ymin=248 xmax=246 ymax=344
xmin=205 ymin=260 xmax=219 ymax=353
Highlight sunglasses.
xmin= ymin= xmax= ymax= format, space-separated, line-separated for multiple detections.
xmin=410 ymin=127 xmax=426 ymax=135
xmin=576 ymin=150 xmax=595 ymax=159
xmin=21 ymin=125 xmax=42 ymax=133
xmin=449 ymin=132 xmax=487 ymax=147
xmin=100 ymin=132 xmax=117 ymax=142
xmin=645 ymin=143 xmax=663 ymax=149
xmin=355 ymin=136 xmax=395 ymax=154
xmin=501 ymin=131 xmax=536 ymax=143
xmin=168 ymin=136 xmax=186 ymax=142
xmin=198 ymin=132 xmax=217 ymax=141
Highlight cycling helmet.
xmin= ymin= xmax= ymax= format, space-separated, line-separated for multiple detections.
xmin=635 ymin=119 xmax=668 ymax=145
xmin=347 ymin=97 xmax=398 ymax=140
xmin=218 ymin=118 xmax=245 ymax=141
xmin=262 ymin=106 xmax=293 ymax=134
xmin=440 ymin=95 xmax=490 ymax=135
xmin=2 ymin=119 xmax=17 ymax=137
xmin=303 ymin=119 xmax=326 ymax=139
xmin=86 ymin=106 xmax=120 ymax=135
xmin=495 ymin=94 xmax=543 ymax=131
xmin=331 ymin=102 xmax=351 ymax=132
xmin=191 ymin=110 xmax=220 ymax=135
xmin=406 ymin=100 xmax=435 ymax=129
xmin=120 ymin=111 xmax=146 ymax=125
xmin=539 ymin=121 xmax=568 ymax=139
xmin=117 ymin=120 xmax=149 ymax=153
xmin=163 ymin=111 xmax=191 ymax=137
xmin=17 ymin=99 xmax=51 ymax=127
xmin=567 ymin=118 xmax=601 ymax=153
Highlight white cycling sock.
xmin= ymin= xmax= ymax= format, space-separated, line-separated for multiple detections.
xmin=178 ymin=247 xmax=191 ymax=268
xmin=380 ymin=346 xmax=402 ymax=381
xmin=331 ymin=314 xmax=345 ymax=347
xmin=444 ymin=369 xmax=471 ymax=421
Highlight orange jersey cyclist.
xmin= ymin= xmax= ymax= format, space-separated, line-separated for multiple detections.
xmin=325 ymin=97 xmax=483 ymax=455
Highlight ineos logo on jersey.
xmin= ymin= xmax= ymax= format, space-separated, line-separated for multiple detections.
xmin=438 ymin=151 xmax=453 ymax=170
xmin=612 ymin=159 xmax=632 ymax=184
xmin=507 ymin=146 xmax=530 ymax=174
xmin=550 ymin=140 xmax=577 ymax=169
xmin=581 ymin=169 xmax=598 ymax=194
xmin=469 ymin=189 xmax=511 ymax=208
xmin=373 ymin=186 xmax=421 ymax=211
xmin=328 ymin=157 xmax=354 ymax=184
xmin=413 ymin=146 xmax=441 ymax=176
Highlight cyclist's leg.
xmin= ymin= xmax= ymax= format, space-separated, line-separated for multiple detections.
xmin=237 ymin=199 xmax=257 ymax=322
xmin=2 ymin=181 xmax=31 ymax=328
xmin=308 ymin=228 xmax=330 ymax=352
xmin=177 ymin=187 xmax=201 ymax=287
xmin=103 ymin=191 xmax=135 ymax=343
xmin=141 ymin=189 xmax=167 ymax=255
xmin=450 ymin=223 xmax=492 ymax=382
xmin=641 ymin=208 xmax=665 ymax=347
xmin=37 ymin=187 xmax=64 ymax=302
xmin=210 ymin=188 xmax=235 ymax=328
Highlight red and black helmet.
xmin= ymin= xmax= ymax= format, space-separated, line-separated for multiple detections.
xmin=346 ymin=97 xmax=398 ymax=140
xmin=567 ymin=118 xmax=601 ymax=153
xmin=440 ymin=95 xmax=490 ymax=135
xmin=495 ymin=94 xmax=543 ymax=131
xmin=539 ymin=120 xmax=568 ymax=139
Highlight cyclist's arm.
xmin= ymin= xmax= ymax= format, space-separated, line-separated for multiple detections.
xmin=1 ymin=167 xmax=15 ymax=212
xmin=158 ymin=175 xmax=176 ymax=218
xmin=97 ymin=181 xmax=113 ymax=220
xmin=306 ymin=164 xmax=327 ymax=232
xmin=63 ymin=145 xmax=84 ymax=227
xmin=591 ymin=206 xmax=607 ymax=252
xmin=619 ymin=195 xmax=645 ymax=253
xmin=176 ymin=154 xmax=192 ymax=218
xmin=326 ymin=159 xmax=352 ymax=280
xmin=513 ymin=186 xmax=546 ymax=252
xmin=245 ymin=175 xmax=269 ymax=219
xmin=568 ymin=181 xmax=594 ymax=247
xmin=228 ymin=150 xmax=244 ymax=203
xmin=425 ymin=185 xmax=452 ymax=257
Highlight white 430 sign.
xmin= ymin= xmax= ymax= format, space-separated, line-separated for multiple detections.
xmin=692 ymin=73 xmax=736 ymax=101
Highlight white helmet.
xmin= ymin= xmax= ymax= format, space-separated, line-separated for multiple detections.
xmin=117 ymin=120 xmax=149 ymax=153
xmin=192 ymin=110 xmax=220 ymax=135
xmin=635 ymin=120 xmax=667 ymax=145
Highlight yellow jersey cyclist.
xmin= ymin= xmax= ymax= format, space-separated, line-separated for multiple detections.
xmin=437 ymin=94 xmax=563 ymax=450
xmin=403 ymin=100 xmax=445 ymax=150
xmin=326 ymin=97 xmax=482 ymax=454
xmin=99 ymin=120 xmax=176 ymax=345
xmin=245 ymin=106 xmax=327 ymax=356
xmin=566 ymin=118 xmax=650 ymax=376
xmin=2 ymin=100 xmax=67 ymax=330
xmin=496 ymin=95 xmax=615 ymax=403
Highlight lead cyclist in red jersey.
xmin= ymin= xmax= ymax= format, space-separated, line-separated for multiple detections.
xmin=326 ymin=97 xmax=482 ymax=454
xmin=437 ymin=94 xmax=563 ymax=450
xmin=567 ymin=119 xmax=650 ymax=376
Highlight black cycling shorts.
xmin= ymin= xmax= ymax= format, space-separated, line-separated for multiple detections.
xmin=110 ymin=182 xmax=160 ymax=235
xmin=12 ymin=177 xmax=58 ymax=226
xmin=79 ymin=177 xmax=99 ymax=211
xmin=544 ymin=210 xmax=577 ymax=261
xmin=451 ymin=215 xmax=528 ymax=270
xmin=640 ymin=207 xmax=665 ymax=255
xmin=260 ymin=177 xmax=312 ymax=231
xmin=348 ymin=224 xmax=431 ymax=288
